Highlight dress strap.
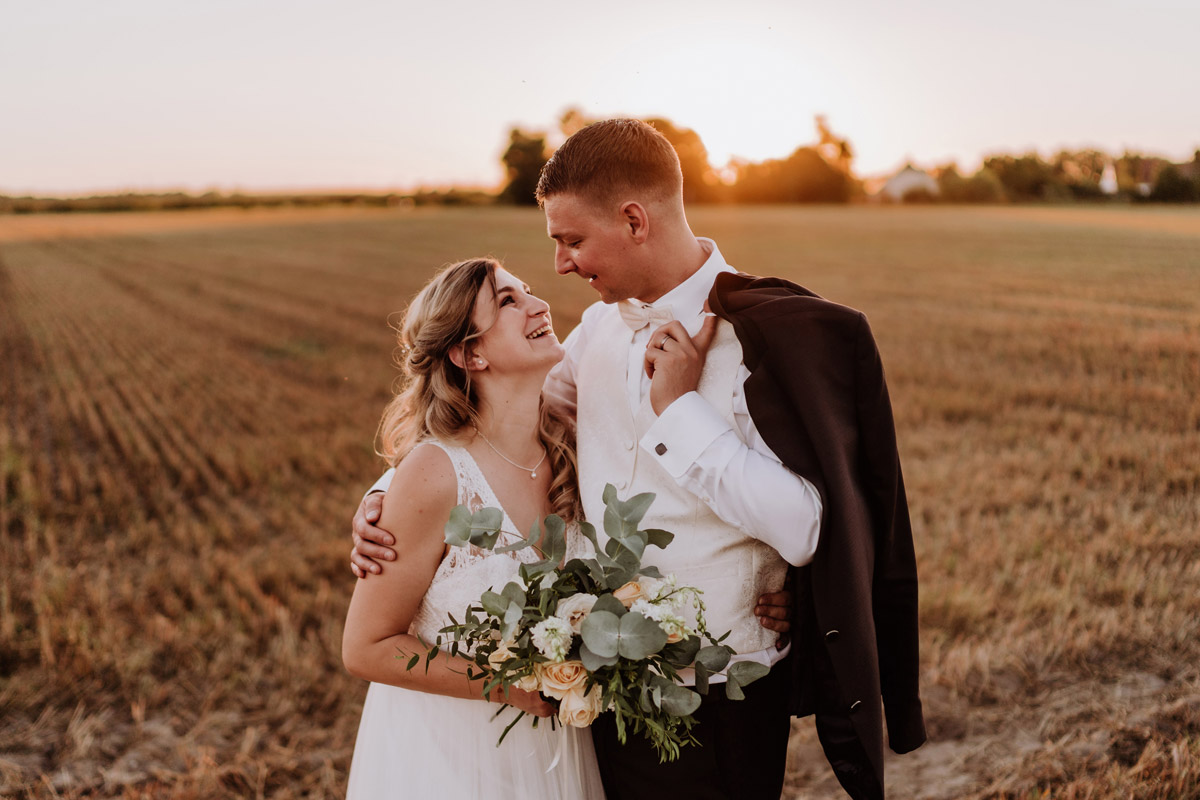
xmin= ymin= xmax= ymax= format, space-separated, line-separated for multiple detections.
xmin=414 ymin=439 xmax=520 ymax=538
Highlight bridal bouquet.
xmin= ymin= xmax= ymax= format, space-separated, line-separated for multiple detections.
xmin=403 ymin=484 xmax=768 ymax=762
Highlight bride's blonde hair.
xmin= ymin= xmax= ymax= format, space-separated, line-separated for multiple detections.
xmin=377 ymin=257 xmax=581 ymax=522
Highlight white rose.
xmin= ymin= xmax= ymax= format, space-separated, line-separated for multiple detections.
xmin=557 ymin=685 xmax=605 ymax=728
xmin=554 ymin=593 xmax=598 ymax=634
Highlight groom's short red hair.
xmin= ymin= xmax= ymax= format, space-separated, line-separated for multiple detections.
xmin=535 ymin=119 xmax=683 ymax=208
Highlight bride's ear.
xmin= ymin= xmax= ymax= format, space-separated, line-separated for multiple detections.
xmin=449 ymin=344 xmax=486 ymax=372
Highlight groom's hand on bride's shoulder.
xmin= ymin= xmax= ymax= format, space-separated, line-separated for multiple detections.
xmin=350 ymin=492 xmax=398 ymax=578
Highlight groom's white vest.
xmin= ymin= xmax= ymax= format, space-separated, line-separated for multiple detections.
xmin=576 ymin=311 xmax=788 ymax=655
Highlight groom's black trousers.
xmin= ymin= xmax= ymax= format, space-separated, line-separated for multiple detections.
xmin=590 ymin=663 xmax=791 ymax=800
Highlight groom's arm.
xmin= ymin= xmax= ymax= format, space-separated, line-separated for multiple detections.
xmin=642 ymin=320 xmax=821 ymax=567
xmin=350 ymin=310 xmax=595 ymax=578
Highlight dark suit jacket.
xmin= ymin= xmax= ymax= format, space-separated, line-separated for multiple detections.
xmin=709 ymin=272 xmax=926 ymax=798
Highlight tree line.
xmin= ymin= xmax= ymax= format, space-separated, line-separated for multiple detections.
xmin=4 ymin=112 xmax=1196 ymax=213
xmin=502 ymin=109 xmax=1200 ymax=205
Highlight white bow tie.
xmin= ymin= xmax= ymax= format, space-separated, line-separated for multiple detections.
xmin=618 ymin=301 xmax=675 ymax=332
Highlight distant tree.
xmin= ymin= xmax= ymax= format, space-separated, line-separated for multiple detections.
xmin=732 ymin=146 xmax=852 ymax=203
xmin=936 ymin=164 xmax=1006 ymax=203
xmin=500 ymin=128 xmax=548 ymax=206
xmin=1149 ymin=165 xmax=1200 ymax=202
xmin=642 ymin=117 xmax=721 ymax=203
xmin=815 ymin=115 xmax=855 ymax=175
xmin=982 ymin=153 xmax=1064 ymax=202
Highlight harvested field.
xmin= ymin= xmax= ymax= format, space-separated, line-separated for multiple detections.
xmin=2 ymin=205 xmax=1198 ymax=798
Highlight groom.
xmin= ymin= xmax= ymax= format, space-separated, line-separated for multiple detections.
xmin=352 ymin=119 xmax=925 ymax=799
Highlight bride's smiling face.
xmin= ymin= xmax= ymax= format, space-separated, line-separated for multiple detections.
xmin=465 ymin=268 xmax=563 ymax=376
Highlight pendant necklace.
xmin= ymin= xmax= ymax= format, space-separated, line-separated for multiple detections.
xmin=474 ymin=427 xmax=547 ymax=479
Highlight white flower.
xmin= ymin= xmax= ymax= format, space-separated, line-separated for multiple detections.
xmin=530 ymin=617 xmax=574 ymax=662
xmin=631 ymin=598 xmax=692 ymax=644
xmin=554 ymin=593 xmax=598 ymax=634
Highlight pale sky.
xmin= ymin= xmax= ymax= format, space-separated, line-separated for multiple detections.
xmin=3 ymin=0 xmax=1197 ymax=195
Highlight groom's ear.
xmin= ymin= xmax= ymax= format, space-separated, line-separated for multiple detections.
xmin=620 ymin=201 xmax=650 ymax=244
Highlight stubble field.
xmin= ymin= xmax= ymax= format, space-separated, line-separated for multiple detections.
xmin=1 ymin=204 xmax=1198 ymax=799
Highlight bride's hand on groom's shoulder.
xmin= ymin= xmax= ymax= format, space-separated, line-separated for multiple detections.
xmin=351 ymin=492 xmax=398 ymax=578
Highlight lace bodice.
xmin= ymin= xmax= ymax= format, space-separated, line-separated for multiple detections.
xmin=408 ymin=439 xmax=588 ymax=644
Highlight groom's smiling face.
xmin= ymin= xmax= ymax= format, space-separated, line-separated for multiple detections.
xmin=544 ymin=192 xmax=645 ymax=304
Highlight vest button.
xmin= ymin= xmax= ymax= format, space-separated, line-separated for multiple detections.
xmin=625 ymin=439 xmax=635 ymax=450
xmin=824 ymin=629 xmax=840 ymax=643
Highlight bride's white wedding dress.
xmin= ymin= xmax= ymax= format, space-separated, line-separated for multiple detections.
xmin=346 ymin=440 xmax=604 ymax=799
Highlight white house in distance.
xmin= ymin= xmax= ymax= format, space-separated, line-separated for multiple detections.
xmin=878 ymin=164 xmax=939 ymax=202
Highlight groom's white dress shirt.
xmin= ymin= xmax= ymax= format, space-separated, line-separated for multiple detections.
xmin=545 ymin=238 xmax=822 ymax=679
xmin=544 ymin=238 xmax=821 ymax=567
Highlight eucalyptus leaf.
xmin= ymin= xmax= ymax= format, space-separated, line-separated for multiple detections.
xmin=660 ymin=635 xmax=701 ymax=667
xmin=657 ymin=682 xmax=702 ymax=717
xmin=444 ymin=505 xmax=473 ymax=546
xmin=471 ymin=507 xmax=504 ymax=534
xmin=580 ymin=610 xmax=621 ymax=658
xmin=590 ymin=593 xmax=628 ymax=617
xmin=620 ymin=529 xmax=648 ymax=561
xmin=480 ymin=590 xmax=507 ymax=618
xmin=602 ymin=483 xmax=617 ymax=506
xmin=694 ymin=659 xmax=710 ymax=695
xmin=541 ymin=514 xmax=567 ymax=565
xmin=724 ymin=673 xmax=745 ymax=701
xmin=580 ymin=641 xmax=618 ymax=671
xmin=644 ymin=528 xmax=675 ymax=549
xmin=579 ymin=521 xmax=601 ymax=553
xmin=617 ymin=492 xmax=655 ymax=525
xmin=727 ymin=660 xmax=770 ymax=688
xmin=695 ymin=645 xmax=731 ymax=673
xmin=500 ymin=581 xmax=526 ymax=608
xmin=615 ymin=612 xmax=669 ymax=660
xmin=500 ymin=601 xmax=523 ymax=641
xmin=636 ymin=565 xmax=663 ymax=579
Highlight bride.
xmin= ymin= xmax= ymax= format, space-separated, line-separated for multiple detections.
xmin=341 ymin=257 xmax=605 ymax=798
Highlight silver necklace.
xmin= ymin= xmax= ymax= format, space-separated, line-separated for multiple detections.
xmin=474 ymin=427 xmax=547 ymax=479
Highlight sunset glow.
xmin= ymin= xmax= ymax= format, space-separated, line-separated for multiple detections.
xmin=2 ymin=0 xmax=1197 ymax=195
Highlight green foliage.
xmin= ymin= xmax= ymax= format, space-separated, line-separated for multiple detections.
xmin=410 ymin=485 xmax=767 ymax=761
xmin=499 ymin=128 xmax=548 ymax=206
xmin=732 ymin=146 xmax=854 ymax=203
xmin=1150 ymin=165 xmax=1200 ymax=202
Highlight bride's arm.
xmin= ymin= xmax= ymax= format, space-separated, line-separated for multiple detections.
xmin=341 ymin=445 xmax=552 ymax=715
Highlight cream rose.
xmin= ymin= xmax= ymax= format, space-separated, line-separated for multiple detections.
xmin=554 ymin=593 xmax=598 ymax=634
xmin=537 ymin=659 xmax=588 ymax=700
xmin=613 ymin=581 xmax=646 ymax=609
xmin=515 ymin=671 xmax=540 ymax=692
xmin=557 ymin=685 xmax=605 ymax=728
xmin=487 ymin=643 xmax=515 ymax=671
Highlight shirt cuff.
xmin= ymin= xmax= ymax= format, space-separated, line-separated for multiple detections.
xmin=639 ymin=392 xmax=733 ymax=478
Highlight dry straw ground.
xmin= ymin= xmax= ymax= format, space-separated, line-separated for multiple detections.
xmin=1 ymin=205 xmax=1197 ymax=799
